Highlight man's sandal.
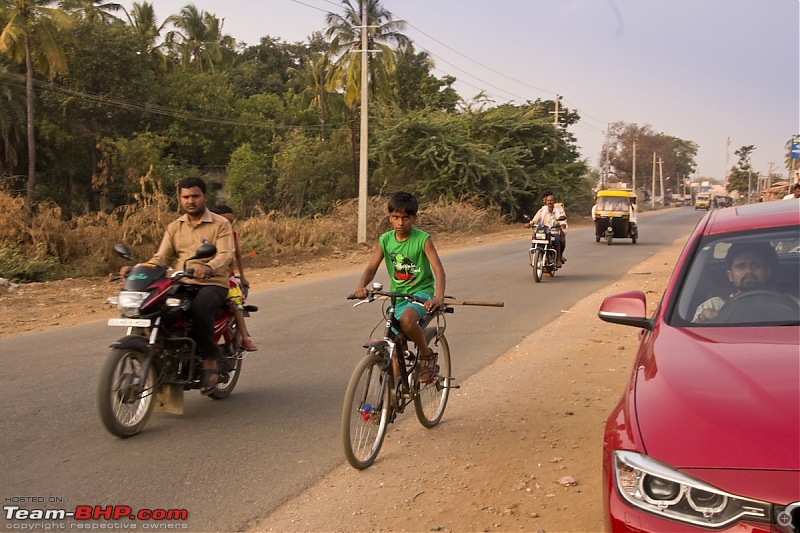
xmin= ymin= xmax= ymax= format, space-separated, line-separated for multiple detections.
xmin=201 ymin=368 xmax=218 ymax=396
xmin=417 ymin=352 xmax=439 ymax=384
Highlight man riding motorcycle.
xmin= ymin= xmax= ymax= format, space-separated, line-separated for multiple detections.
xmin=531 ymin=191 xmax=568 ymax=267
xmin=121 ymin=177 xmax=234 ymax=395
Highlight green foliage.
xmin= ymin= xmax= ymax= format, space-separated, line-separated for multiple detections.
xmin=0 ymin=246 xmax=60 ymax=282
xmin=226 ymin=142 xmax=270 ymax=214
xmin=272 ymin=129 xmax=352 ymax=215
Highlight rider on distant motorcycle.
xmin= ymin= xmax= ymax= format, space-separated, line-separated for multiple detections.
xmin=531 ymin=191 xmax=568 ymax=267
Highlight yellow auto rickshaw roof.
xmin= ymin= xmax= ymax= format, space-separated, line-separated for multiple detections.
xmin=596 ymin=190 xmax=635 ymax=198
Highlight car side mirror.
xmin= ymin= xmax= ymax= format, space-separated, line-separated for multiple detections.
xmin=598 ymin=290 xmax=654 ymax=331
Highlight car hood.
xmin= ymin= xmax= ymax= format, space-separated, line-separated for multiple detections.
xmin=635 ymin=324 xmax=800 ymax=471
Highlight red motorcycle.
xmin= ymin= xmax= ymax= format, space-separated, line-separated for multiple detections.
xmin=98 ymin=243 xmax=256 ymax=437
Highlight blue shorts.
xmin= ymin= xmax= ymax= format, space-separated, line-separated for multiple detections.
xmin=394 ymin=291 xmax=432 ymax=322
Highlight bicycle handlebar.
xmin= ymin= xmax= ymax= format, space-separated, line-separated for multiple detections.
xmin=347 ymin=291 xmax=503 ymax=308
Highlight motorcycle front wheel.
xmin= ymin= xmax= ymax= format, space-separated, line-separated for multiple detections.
xmin=97 ymin=347 xmax=156 ymax=438
xmin=532 ymin=248 xmax=544 ymax=283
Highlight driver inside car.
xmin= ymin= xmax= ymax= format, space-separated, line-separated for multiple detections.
xmin=693 ymin=242 xmax=778 ymax=323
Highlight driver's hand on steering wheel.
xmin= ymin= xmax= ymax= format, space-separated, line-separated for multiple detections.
xmin=695 ymin=308 xmax=719 ymax=323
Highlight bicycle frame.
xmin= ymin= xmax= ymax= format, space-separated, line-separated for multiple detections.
xmin=342 ymin=287 xmax=456 ymax=468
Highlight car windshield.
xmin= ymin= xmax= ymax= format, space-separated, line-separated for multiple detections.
xmin=669 ymin=227 xmax=800 ymax=327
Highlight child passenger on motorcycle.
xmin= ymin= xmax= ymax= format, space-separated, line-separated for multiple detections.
xmin=211 ymin=205 xmax=257 ymax=352
xmin=531 ymin=191 xmax=568 ymax=267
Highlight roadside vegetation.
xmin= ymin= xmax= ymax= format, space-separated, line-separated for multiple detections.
xmin=0 ymin=182 xmax=507 ymax=282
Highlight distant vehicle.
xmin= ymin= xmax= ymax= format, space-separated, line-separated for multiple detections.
xmin=597 ymin=200 xmax=800 ymax=532
xmin=593 ymin=190 xmax=638 ymax=245
xmin=695 ymin=192 xmax=711 ymax=210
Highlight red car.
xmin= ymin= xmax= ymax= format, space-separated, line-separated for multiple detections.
xmin=598 ymin=200 xmax=800 ymax=532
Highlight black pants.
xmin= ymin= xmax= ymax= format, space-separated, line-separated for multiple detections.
xmin=190 ymin=285 xmax=228 ymax=361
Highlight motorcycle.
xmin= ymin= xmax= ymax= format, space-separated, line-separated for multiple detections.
xmin=98 ymin=243 xmax=256 ymax=438
xmin=527 ymin=216 xmax=566 ymax=283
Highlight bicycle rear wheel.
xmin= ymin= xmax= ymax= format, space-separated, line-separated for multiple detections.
xmin=341 ymin=353 xmax=391 ymax=469
xmin=414 ymin=329 xmax=451 ymax=428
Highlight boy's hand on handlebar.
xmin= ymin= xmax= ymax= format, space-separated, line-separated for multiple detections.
xmin=353 ymin=287 xmax=369 ymax=299
xmin=424 ymin=296 xmax=443 ymax=313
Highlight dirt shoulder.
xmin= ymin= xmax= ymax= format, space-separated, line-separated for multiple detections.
xmin=244 ymin=236 xmax=683 ymax=533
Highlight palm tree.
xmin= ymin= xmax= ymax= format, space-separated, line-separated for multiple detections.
xmin=0 ymin=64 xmax=26 ymax=176
xmin=324 ymin=0 xmax=409 ymax=106
xmin=287 ymin=52 xmax=345 ymax=141
xmin=164 ymin=4 xmax=234 ymax=72
xmin=0 ymin=0 xmax=72 ymax=221
xmin=324 ymin=0 xmax=409 ymax=194
xmin=124 ymin=1 xmax=168 ymax=71
xmin=59 ymin=0 xmax=123 ymax=24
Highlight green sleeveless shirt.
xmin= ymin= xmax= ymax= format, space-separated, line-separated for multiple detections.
xmin=379 ymin=227 xmax=434 ymax=294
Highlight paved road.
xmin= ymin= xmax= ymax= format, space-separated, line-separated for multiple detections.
xmin=1 ymin=207 xmax=705 ymax=532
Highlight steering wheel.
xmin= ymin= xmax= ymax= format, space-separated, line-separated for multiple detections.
xmin=712 ymin=290 xmax=800 ymax=323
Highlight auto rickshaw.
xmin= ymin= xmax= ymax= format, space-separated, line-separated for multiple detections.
xmin=594 ymin=190 xmax=638 ymax=245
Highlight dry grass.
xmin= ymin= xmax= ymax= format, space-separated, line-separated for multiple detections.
xmin=0 ymin=186 xmax=507 ymax=282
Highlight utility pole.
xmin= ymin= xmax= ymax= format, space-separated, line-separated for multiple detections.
xmin=747 ymin=168 xmax=752 ymax=204
xmin=603 ymin=127 xmax=610 ymax=189
xmin=658 ymin=157 xmax=664 ymax=207
xmin=632 ymin=139 xmax=637 ymax=196
xmin=724 ymin=136 xmax=730 ymax=186
xmin=357 ymin=0 xmax=368 ymax=243
xmin=551 ymin=95 xmax=560 ymax=127
xmin=651 ymin=152 xmax=656 ymax=209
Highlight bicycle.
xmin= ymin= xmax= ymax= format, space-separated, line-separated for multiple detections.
xmin=341 ymin=283 xmax=457 ymax=469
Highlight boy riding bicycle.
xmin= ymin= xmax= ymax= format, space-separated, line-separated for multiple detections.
xmin=353 ymin=192 xmax=446 ymax=383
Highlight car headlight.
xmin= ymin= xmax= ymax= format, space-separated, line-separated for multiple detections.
xmin=117 ymin=291 xmax=149 ymax=317
xmin=614 ymin=451 xmax=771 ymax=528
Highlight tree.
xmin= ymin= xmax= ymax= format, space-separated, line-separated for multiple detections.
xmin=726 ymin=145 xmax=755 ymax=197
xmin=324 ymin=0 xmax=410 ymax=195
xmin=0 ymin=0 xmax=72 ymax=220
xmin=287 ymin=52 xmax=345 ymax=141
xmin=389 ymin=43 xmax=458 ymax=112
xmin=164 ymin=4 xmax=235 ymax=73
xmin=0 ymin=63 xmax=26 ymax=176
xmin=124 ymin=1 xmax=169 ymax=71
xmin=59 ymin=0 xmax=122 ymax=24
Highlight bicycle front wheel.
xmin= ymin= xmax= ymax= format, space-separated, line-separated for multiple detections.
xmin=414 ymin=330 xmax=451 ymax=428
xmin=341 ymin=353 xmax=391 ymax=469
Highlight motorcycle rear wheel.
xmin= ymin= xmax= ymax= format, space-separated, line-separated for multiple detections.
xmin=209 ymin=343 xmax=243 ymax=400
xmin=97 ymin=347 xmax=156 ymax=438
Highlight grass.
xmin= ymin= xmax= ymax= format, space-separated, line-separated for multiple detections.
xmin=0 ymin=184 xmax=508 ymax=283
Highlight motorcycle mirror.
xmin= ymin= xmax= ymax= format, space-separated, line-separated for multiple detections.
xmin=557 ymin=215 xmax=566 ymax=221
xmin=188 ymin=243 xmax=217 ymax=261
xmin=113 ymin=243 xmax=135 ymax=261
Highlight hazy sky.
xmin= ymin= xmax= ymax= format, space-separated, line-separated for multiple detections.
xmin=121 ymin=0 xmax=799 ymax=182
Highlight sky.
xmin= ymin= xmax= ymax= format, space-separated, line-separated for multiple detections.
xmin=119 ymin=0 xmax=799 ymax=183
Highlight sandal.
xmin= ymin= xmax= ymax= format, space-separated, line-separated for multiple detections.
xmin=417 ymin=351 xmax=439 ymax=384
xmin=201 ymin=367 xmax=218 ymax=396
xmin=240 ymin=338 xmax=258 ymax=351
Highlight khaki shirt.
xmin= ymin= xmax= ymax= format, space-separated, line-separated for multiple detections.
xmin=148 ymin=209 xmax=235 ymax=289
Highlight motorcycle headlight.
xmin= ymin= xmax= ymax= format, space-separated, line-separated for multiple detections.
xmin=117 ymin=291 xmax=149 ymax=318
xmin=614 ymin=451 xmax=771 ymax=528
